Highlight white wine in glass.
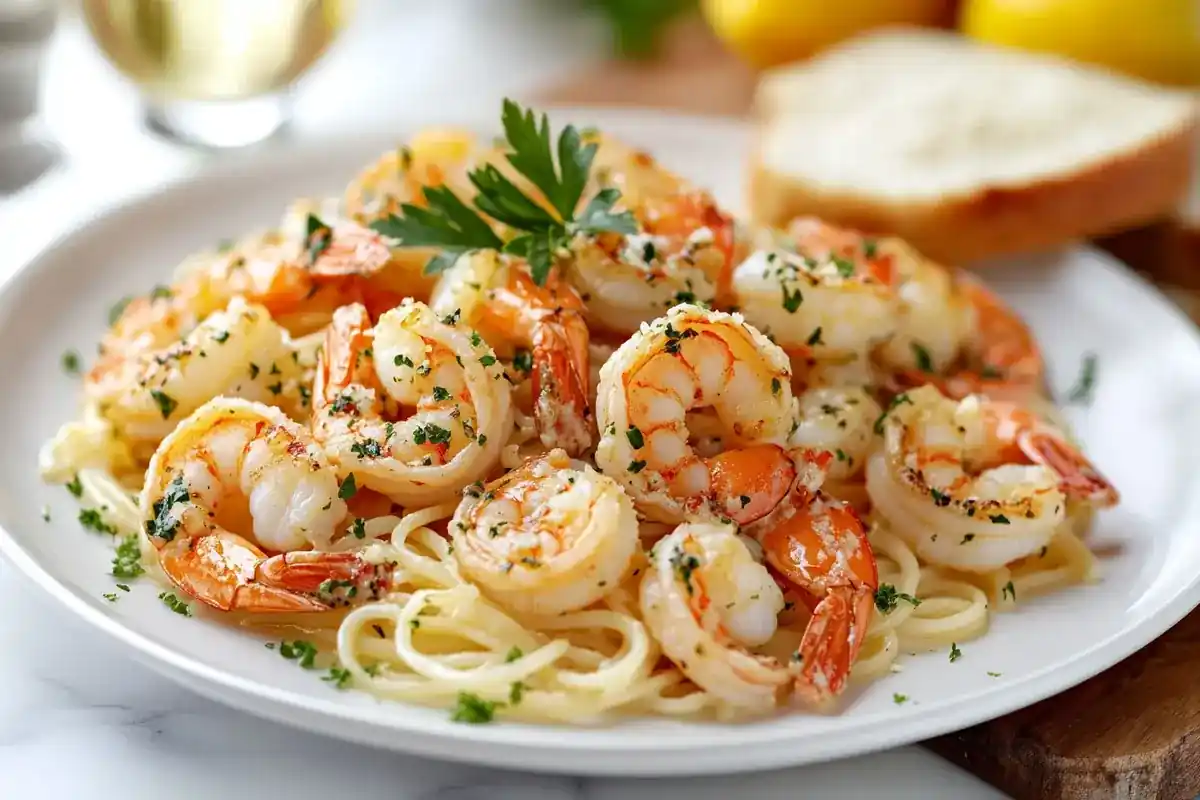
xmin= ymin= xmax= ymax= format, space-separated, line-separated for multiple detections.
xmin=82 ymin=0 xmax=354 ymax=148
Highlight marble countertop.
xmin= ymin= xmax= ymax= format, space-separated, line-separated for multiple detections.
xmin=1 ymin=3 xmax=1004 ymax=797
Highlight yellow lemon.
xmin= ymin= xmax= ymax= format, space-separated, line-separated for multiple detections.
xmin=702 ymin=0 xmax=954 ymax=69
xmin=962 ymin=0 xmax=1200 ymax=87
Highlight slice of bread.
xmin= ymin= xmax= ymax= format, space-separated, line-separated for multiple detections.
xmin=749 ymin=29 xmax=1198 ymax=264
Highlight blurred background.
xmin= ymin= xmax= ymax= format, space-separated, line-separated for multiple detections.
xmin=1 ymin=0 xmax=1198 ymax=309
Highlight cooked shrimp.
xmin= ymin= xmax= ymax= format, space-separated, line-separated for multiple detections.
xmin=790 ymin=387 xmax=882 ymax=484
xmin=431 ymin=250 xmax=592 ymax=455
xmin=140 ymin=397 xmax=360 ymax=612
xmin=313 ymin=300 xmax=513 ymax=507
xmin=342 ymin=129 xmax=483 ymax=302
xmin=866 ymin=385 xmax=1118 ymax=572
xmin=450 ymin=449 xmax=639 ymax=616
xmin=198 ymin=219 xmax=396 ymax=336
xmin=564 ymin=135 xmax=737 ymax=333
xmin=742 ymin=453 xmax=878 ymax=707
xmin=90 ymin=298 xmax=304 ymax=463
xmin=874 ymin=246 xmax=1041 ymax=400
xmin=595 ymin=304 xmax=798 ymax=524
xmin=640 ymin=522 xmax=790 ymax=714
xmin=732 ymin=219 xmax=897 ymax=368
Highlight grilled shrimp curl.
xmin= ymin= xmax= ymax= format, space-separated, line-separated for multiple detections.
xmin=595 ymin=304 xmax=798 ymax=525
xmin=732 ymin=218 xmax=897 ymax=379
xmin=90 ymin=298 xmax=305 ymax=463
xmin=313 ymin=300 xmax=513 ymax=508
xmin=432 ymin=250 xmax=592 ymax=456
xmin=450 ymin=449 xmax=639 ymax=617
xmin=640 ymin=523 xmax=791 ymax=715
xmin=141 ymin=398 xmax=355 ymax=612
xmin=867 ymin=385 xmax=1118 ymax=572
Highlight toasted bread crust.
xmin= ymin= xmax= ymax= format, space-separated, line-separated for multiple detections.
xmin=749 ymin=118 xmax=1197 ymax=265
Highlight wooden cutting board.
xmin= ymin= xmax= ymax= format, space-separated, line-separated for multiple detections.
xmin=540 ymin=17 xmax=1200 ymax=800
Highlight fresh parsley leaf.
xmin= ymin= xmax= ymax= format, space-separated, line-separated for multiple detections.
xmin=949 ymin=642 xmax=963 ymax=663
xmin=504 ymin=646 xmax=523 ymax=663
xmin=149 ymin=390 xmax=177 ymax=420
xmin=78 ymin=508 xmax=117 ymax=535
xmin=338 ymin=473 xmax=357 ymax=500
xmin=66 ymin=474 xmax=83 ymax=498
xmin=499 ymin=99 xmax=592 ymax=220
xmin=893 ymin=693 xmax=908 ymax=705
xmin=573 ymin=187 xmax=636 ymax=236
xmin=322 ymin=667 xmax=353 ymax=689
xmin=369 ymin=185 xmax=503 ymax=275
xmin=911 ymin=342 xmax=933 ymax=373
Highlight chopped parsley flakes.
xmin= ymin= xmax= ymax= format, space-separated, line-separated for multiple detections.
xmin=279 ymin=639 xmax=318 ymax=668
xmin=451 ymin=691 xmax=499 ymax=724
xmin=158 ymin=592 xmax=191 ymax=616
xmin=149 ymin=389 xmax=178 ymax=419
xmin=61 ymin=350 xmax=82 ymax=375
xmin=873 ymin=583 xmax=922 ymax=614
xmin=949 ymin=642 xmax=963 ymax=663
xmin=338 ymin=473 xmax=358 ymax=500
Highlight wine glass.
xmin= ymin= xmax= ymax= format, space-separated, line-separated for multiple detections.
xmin=81 ymin=0 xmax=354 ymax=149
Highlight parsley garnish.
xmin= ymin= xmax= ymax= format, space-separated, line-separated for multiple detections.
xmin=512 ymin=349 xmax=533 ymax=373
xmin=771 ymin=377 xmax=781 ymax=395
xmin=149 ymin=389 xmax=177 ymax=419
xmin=893 ymin=693 xmax=908 ymax=705
xmin=509 ymin=681 xmax=527 ymax=705
xmin=832 ymin=256 xmax=856 ymax=278
xmin=61 ymin=350 xmax=81 ymax=375
xmin=112 ymin=534 xmax=145 ymax=579
xmin=338 ymin=473 xmax=357 ymax=500
xmin=305 ymin=214 xmax=333 ymax=264
xmin=78 ymin=508 xmax=117 ymax=535
xmin=394 ymin=354 xmax=413 ymax=368
xmin=350 ymin=439 xmax=383 ymax=459
xmin=873 ymin=393 xmax=912 ymax=435
xmin=990 ymin=514 xmax=1010 ymax=524
xmin=371 ymin=100 xmax=635 ymax=285
xmin=212 ymin=330 xmax=230 ymax=344
xmin=322 ymin=667 xmax=352 ymax=689
xmin=146 ymin=473 xmax=189 ymax=542
xmin=351 ymin=518 xmax=366 ymax=539
xmin=66 ymin=474 xmax=83 ymax=498
xmin=412 ymin=424 xmax=452 ymax=447
xmin=1067 ymin=353 xmax=1098 ymax=405
xmin=911 ymin=342 xmax=933 ymax=373
xmin=626 ymin=426 xmax=644 ymax=449
xmin=930 ymin=488 xmax=951 ymax=507
xmin=987 ymin=671 xmax=1002 ymax=678
xmin=628 ymin=460 xmax=646 ymax=473
xmin=806 ymin=327 xmax=823 ymax=346
xmin=669 ymin=546 xmax=701 ymax=595
xmin=451 ymin=691 xmax=499 ymax=724
xmin=1002 ymin=581 xmax=1016 ymax=602
xmin=505 ymin=646 xmax=523 ymax=663
xmin=949 ymin=643 xmax=963 ymax=663
xmin=781 ymin=284 xmax=803 ymax=313
xmin=158 ymin=592 xmax=192 ymax=616
xmin=432 ymin=386 xmax=451 ymax=402
xmin=279 ymin=640 xmax=319 ymax=668
xmin=874 ymin=583 xmax=922 ymax=614
xmin=863 ymin=239 xmax=878 ymax=258
xmin=103 ymin=592 xmax=118 ymax=602
xmin=479 ymin=354 xmax=497 ymax=367
xmin=108 ymin=296 xmax=133 ymax=325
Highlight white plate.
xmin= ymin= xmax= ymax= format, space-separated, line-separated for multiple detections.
xmin=3 ymin=110 xmax=1200 ymax=777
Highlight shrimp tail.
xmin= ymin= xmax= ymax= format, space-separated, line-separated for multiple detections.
xmin=257 ymin=551 xmax=396 ymax=606
xmin=750 ymin=493 xmax=878 ymax=707
xmin=1018 ymin=430 xmax=1120 ymax=508
xmin=315 ymin=303 xmax=375 ymax=414
xmin=531 ymin=313 xmax=593 ymax=457
xmin=158 ymin=532 xmax=331 ymax=613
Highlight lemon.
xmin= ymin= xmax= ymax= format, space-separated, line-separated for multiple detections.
xmin=962 ymin=0 xmax=1200 ymax=87
xmin=702 ymin=0 xmax=954 ymax=69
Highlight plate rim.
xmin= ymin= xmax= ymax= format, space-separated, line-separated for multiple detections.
xmin=4 ymin=112 xmax=1200 ymax=776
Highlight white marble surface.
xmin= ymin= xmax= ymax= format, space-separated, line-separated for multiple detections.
xmin=0 ymin=2 xmax=1006 ymax=797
